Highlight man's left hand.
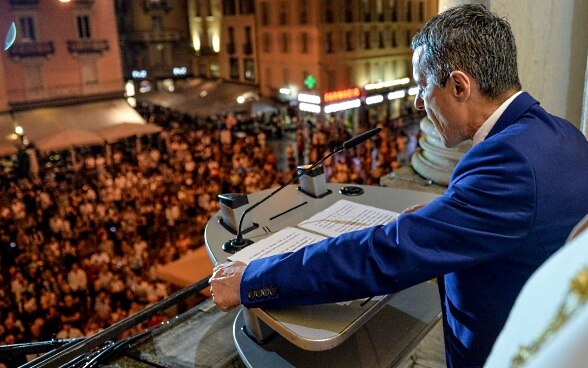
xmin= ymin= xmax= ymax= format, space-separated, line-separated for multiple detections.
xmin=209 ymin=261 xmax=247 ymax=312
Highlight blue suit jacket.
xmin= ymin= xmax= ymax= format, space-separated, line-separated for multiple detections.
xmin=241 ymin=92 xmax=588 ymax=367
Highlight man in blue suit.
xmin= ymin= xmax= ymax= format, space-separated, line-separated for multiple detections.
xmin=210 ymin=4 xmax=588 ymax=367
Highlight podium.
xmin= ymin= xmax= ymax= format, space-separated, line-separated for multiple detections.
xmin=205 ymin=184 xmax=442 ymax=367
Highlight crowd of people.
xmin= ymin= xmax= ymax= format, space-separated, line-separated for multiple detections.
xmin=0 ymin=104 xmax=422 ymax=365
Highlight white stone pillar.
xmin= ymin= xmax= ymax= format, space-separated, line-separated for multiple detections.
xmin=492 ymin=0 xmax=588 ymax=127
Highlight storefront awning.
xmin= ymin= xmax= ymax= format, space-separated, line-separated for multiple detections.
xmin=0 ymin=113 xmax=19 ymax=156
xmin=15 ymin=99 xmax=146 ymax=144
xmin=137 ymin=79 xmax=263 ymax=118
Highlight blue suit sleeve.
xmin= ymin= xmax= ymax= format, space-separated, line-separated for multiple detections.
xmin=241 ymin=139 xmax=537 ymax=308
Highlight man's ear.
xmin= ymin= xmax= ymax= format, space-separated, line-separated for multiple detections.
xmin=449 ymin=71 xmax=470 ymax=101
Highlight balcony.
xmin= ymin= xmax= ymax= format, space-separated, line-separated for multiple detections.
xmin=124 ymin=31 xmax=181 ymax=43
xmin=67 ymin=39 xmax=109 ymax=55
xmin=143 ymin=0 xmax=171 ymax=13
xmin=8 ymin=41 xmax=54 ymax=59
xmin=9 ymin=0 xmax=38 ymax=9
xmin=196 ymin=45 xmax=217 ymax=56
xmin=242 ymin=42 xmax=253 ymax=55
xmin=74 ymin=0 xmax=94 ymax=8
xmin=226 ymin=42 xmax=236 ymax=54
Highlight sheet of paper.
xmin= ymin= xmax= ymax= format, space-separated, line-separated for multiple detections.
xmin=298 ymin=199 xmax=399 ymax=238
xmin=229 ymin=227 xmax=326 ymax=264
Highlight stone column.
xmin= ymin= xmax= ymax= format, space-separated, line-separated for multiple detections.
xmin=410 ymin=117 xmax=471 ymax=186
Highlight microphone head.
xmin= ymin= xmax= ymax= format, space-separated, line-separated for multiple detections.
xmin=342 ymin=127 xmax=382 ymax=150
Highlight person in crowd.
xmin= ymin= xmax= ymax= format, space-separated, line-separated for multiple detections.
xmin=209 ymin=4 xmax=588 ymax=367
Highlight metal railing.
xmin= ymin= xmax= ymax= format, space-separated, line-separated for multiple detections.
xmin=5 ymin=275 xmax=212 ymax=368
xmin=66 ymin=39 xmax=109 ymax=55
xmin=8 ymin=42 xmax=54 ymax=59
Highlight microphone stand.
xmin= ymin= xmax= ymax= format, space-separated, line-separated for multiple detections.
xmin=222 ymin=127 xmax=382 ymax=253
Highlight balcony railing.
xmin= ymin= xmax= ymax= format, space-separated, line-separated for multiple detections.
xmin=8 ymin=41 xmax=54 ymax=59
xmin=242 ymin=42 xmax=253 ymax=55
xmin=74 ymin=0 xmax=94 ymax=7
xmin=124 ymin=31 xmax=181 ymax=43
xmin=67 ymin=39 xmax=109 ymax=55
xmin=9 ymin=0 xmax=39 ymax=9
xmin=196 ymin=45 xmax=217 ymax=55
xmin=143 ymin=0 xmax=171 ymax=13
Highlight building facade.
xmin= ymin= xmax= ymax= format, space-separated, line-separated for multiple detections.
xmin=115 ymin=0 xmax=193 ymax=95
xmin=0 ymin=0 xmax=124 ymax=111
xmin=187 ymin=0 xmax=222 ymax=79
xmin=218 ymin=0 xmax=257 ymax=86
xmin=252 ymin=0 xmax=438 ymax=127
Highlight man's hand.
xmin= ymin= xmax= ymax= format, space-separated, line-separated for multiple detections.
xmin=209 ymin=261 xmax=247 ymax=312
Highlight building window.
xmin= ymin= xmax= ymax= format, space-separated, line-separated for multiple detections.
xmin=344 ymin=31 xmax=354 ymax=51
xmin=77 ymin=15 xmax=91 ymax=39
xmin=406 ymin=30 xmax=411 ymax=47
xmin=389 ymin=0 xmax=397 ymax=22
xmin=300 ymin=32 xmax=309 ymax=53
xmin=327 ymin=70 xmax=336 ymax=90
xmin=262 ymin=33 xmax=272 ymax=52
xmin=281 ymin=33 xmax=289 ymax=53
xmin=261 ymin=2 xmax=269 ymax=26
xmin=244 ymin=58 xmax=255 ymax=80
xmin=377 ymin=0 xmax=384 ymax=21
xmin=265 ymin=67 xmax=272 ymax=87
xmin=222 ymin=0 xmax=237 ymax=15
xmin=419 ymin=1 xmax=425 ymax=21
xmin=228 ymin=27 xmax=235 ymax=43
xmin=378 ymin=31 xmax=385 ymax=48
xmin=210 ymin=62 xmax=220 ymax=78
xmin=375 ymin=62 xmax=384 ymax=81
xmin=364 ymin=31 xmax=371 ymax=49
xmin=240 ymin=0 xmax=255 ymax=14
xmin=362 ymin=0 xmax=371 ymax=22
xmin=391 ymin=30 xmax=397 ymax=47
xmin=406 ymin=1 xmax=412 ymax=21
xmin=229 ymin=57 xmax=239 ymax=79
xmin=325 ymin=32 xmax=334 ymax=53
xmin=325 ymin=0 xmax=335 ymax=23
xmin=81 ymin=60 xmax=98 ymax=85
xmin=245 ymin=26 xmax=252 ymax=44
xmin=151 ymin=15 xmax=163 ymax=32
xmin=279 ymin=1 xmax=288 ymax=24
xmin=344 ymin=3 xmax=354 ymax=22
xmin=18 ymin=16 xmax=36 ymax=42
xmin=282 ymin=68 xmax=289 ymax=85
xmin=299 ymin=0 xmax=308 ymax=24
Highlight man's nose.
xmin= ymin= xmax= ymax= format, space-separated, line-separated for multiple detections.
xmin=414 ymin=94 xmax=425 ymax=110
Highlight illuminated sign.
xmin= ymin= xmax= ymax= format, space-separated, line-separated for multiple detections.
xmin=408 ymin=86 xmax=419 ymax=96
xmin=387 ymin=90 xmax=406 ymax=100
xmin=172 ymin=66 xmax=188 ymax=76
xmin=299 ymin=102 xmax=321 ymax=113
xmin=304 ymin=75 xmax=317 ymax=89
xmin=298 ymin=93 xmax=321 ymax=104
xmin=364 ymin=77 xmax=410 ymax=91
xmin=324 ymin=98 xmax=361 ymax=113
xmin=132 ymin=70 xmax=148 ymax=79
xmin=323 ymin=88 xmax=361 ymax=104
xmin=365 ymin=95 xmax=384 ymax=105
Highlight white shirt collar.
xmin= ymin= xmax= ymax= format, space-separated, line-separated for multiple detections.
xmin=472 ymin=91 xmax=523 ymax=145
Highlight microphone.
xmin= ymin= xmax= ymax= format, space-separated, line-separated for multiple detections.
xmin=222 ymin=127 xmax=382 ymax=253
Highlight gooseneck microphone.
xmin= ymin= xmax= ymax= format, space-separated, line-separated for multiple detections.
xmin=222 ymin=127 xmax=382 ymax=253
